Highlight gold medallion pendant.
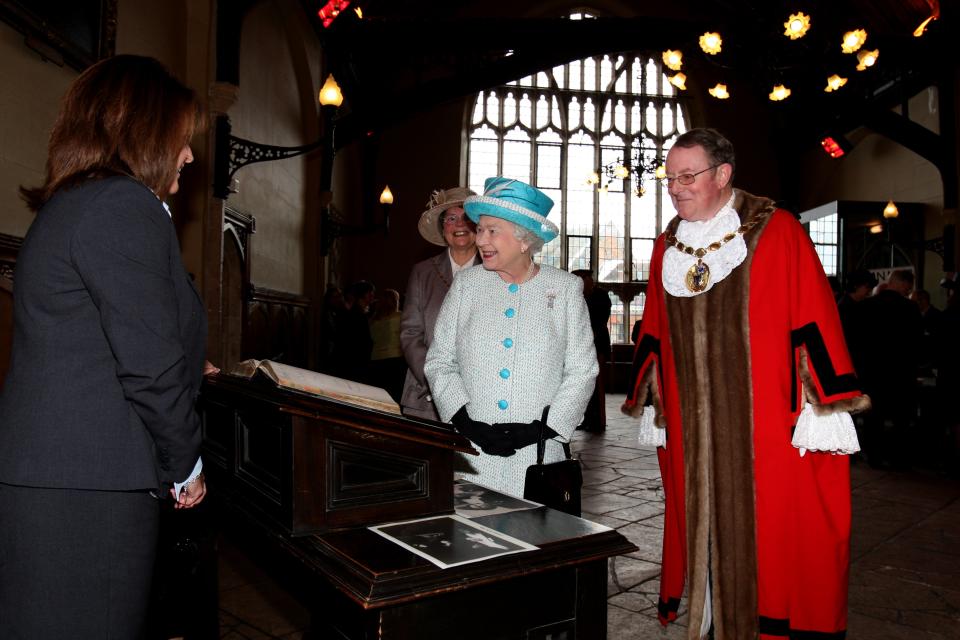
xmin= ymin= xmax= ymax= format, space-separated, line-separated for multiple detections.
xmin=685 ymin=259 xmax=710 ymax=292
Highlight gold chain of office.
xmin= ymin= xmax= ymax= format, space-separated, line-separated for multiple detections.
xmin=663 ymin=218 xmax=761 ymax=293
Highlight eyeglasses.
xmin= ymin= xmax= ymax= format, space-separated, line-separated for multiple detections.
xmin=442 ymin=214 xmax=470 ymax=226
xmin=660 ymin=164 xmax=720 ymax=187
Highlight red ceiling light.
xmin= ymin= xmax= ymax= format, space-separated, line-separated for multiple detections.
xmin=820 ymin=135 xmax=852 ymax=158
xmin=318 ymin=0 xmax=351 ymax=28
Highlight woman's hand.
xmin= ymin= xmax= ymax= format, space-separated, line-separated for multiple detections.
xmin=496 ymin=421 xmax=559 ymax=449
xmin=452 ymin=406 xmax=516 ymax=456
xmin=171 ymin=473 xmax=207 ymax=509
xmin=203 ymin=361 xmax=220 ymax=376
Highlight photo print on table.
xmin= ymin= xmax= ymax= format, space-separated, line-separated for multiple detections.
xmin=369 ymin=514 xmax=537 ymax=569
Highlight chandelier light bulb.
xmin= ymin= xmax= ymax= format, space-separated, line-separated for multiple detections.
xmin=654 ymin=165 xmax=667 ymax=180
xmin=841 ymin=29 xmax=867 ymax=53
xmin=769 ymin=84 xmax=791 ymax=101
xmin=668 ymin=72 xmax=687 ymax=90
xmin=587 ymin=172 xmax=601 ymax=185
xmin=870 ymin=223 xmax=883 ymax=234
xmin=883 ymin=200 xmax=899 ymax=218
xmin=708 ymin=83 xmax=730 ymax=99
xmin=699 ymin=32 xmax=722 ymax=55
xmin=824 ymin=74 xmax=848 ymax=92
xmin=856 ymin=49 xmax=879 ymax=71
xmin=662 ymin=50 xmax=684 ymax=71
xmin=784 ymin=13 xmax=811 ymax=40
xmin=614 ymin=165 xmax=630 ymax=179
xmin=379 ymin=185 xmax=394 ymax=205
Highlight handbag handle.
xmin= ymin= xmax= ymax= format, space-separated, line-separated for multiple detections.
xmin=535 ymin=406 xmax=573 ymax=464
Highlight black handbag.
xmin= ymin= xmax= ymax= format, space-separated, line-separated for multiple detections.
xmin=523 ymin=408 xmax=583 ymax=516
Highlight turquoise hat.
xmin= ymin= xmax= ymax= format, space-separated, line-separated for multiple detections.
xmin=464 ymin=177 xmax=558 ymax=243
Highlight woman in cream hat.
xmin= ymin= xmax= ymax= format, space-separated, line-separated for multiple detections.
xmin=424 ymin=177 xmax=598 ymax=497
xmin=400 ymin=187 xmax=480 ymax=419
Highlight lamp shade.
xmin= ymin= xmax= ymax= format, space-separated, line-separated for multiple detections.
xmin=319 ymin=74 xmax=343 ymax=107
xmin=883 ymin=200 xmax=898 ymax=218
xmin=379 ymin=185 xmax=394 ymax=205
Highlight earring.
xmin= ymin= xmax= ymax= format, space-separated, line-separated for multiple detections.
xmin=521 ymin=246 xmax=528 ymax=253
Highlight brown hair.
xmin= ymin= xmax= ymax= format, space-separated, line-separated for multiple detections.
xmin=21 ymin=54 xmax=203 ymax=211
xmin=673 ymin=127 xmax=737 ymax=178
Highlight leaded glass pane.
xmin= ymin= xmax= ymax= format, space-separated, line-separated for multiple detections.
xmin=486 ymin=93 xmax=500 ymax=127
xmin=503 ymin=128 xmax=531 ymax=184
xmin=609 ymin=290 xmax=625 ymax=344
xmin=519 ymin=93 xmax=533 ymax=129
xmin=502 ymin=92 xmax=517 ymax=129
xmin=567 ymin=235 xmax=591 ymax=271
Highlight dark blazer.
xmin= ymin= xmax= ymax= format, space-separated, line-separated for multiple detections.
xmin=400 ymin=250 xmax=478 ymax=419
xmin=0 ymin=176 xmax=206 ymax=491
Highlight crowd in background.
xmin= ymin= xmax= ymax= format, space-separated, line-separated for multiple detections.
xmin=834 ymin=268 xmax=959 ymax=471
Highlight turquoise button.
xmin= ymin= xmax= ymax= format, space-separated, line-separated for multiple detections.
xmin=503 ymin=338 xmax=513 ymax=348
xmin=508 ymin=283 xmax=519 ymax=293
xmin=498 ymin=399 xmax=509 ymax=410
xmin=499 ymin=368 xmax=510 ymax=379
xmin=505 ymin=308 xmax=516 ymax=318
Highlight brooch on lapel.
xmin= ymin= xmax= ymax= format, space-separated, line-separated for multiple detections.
xmin=546 ymin=290 xmax=557 ymax=309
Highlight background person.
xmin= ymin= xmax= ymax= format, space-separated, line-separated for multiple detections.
xmin=0 ymin=55 xmax=207 ymax=638
xmin=424 ymin=177 xmax=598 ymax=497
xmin=400 ymin=187 xmax=480 ymax=420
xmin=622 ymin=128 xmax=868 ymax=638
xmin=572 ymin=269 xmax=611 ymax=433
xmin=369 ymin=288 xmax=406 ymax=402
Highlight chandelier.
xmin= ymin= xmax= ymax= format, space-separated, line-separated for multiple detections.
xmin=589 ymin=149 xmax=666 ymax=197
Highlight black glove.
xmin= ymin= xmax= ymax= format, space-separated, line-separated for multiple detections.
xmin=451 ymin=406 xmax=516 ymax=456
xmin=494 ymin=420 xmax=560 ymax=449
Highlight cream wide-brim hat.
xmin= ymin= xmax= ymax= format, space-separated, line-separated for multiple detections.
xmin=417 ymin=187 xmax=476 ymax=246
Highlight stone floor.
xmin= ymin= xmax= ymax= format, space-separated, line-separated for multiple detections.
xmin=215 ymin=394 xmax=960 ymax=639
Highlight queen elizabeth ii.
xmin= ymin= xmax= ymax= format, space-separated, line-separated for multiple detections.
xmin=424 ymin=177 xmax=598 ymax=497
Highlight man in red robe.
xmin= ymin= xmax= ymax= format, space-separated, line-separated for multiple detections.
xmin=623 ymin=128 xmax=869 ymax=639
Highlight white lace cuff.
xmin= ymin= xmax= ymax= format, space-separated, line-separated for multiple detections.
xmin=791 ymin=403 xmax=860 ymax=457
xmin=637 ymin=406 xmax=666 ymax=448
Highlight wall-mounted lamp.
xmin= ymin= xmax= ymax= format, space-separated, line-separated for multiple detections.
xmin=213 ymin=74 xmax=343 ymax=199
xmin=883 ymin=200 xmax=899 ymax=218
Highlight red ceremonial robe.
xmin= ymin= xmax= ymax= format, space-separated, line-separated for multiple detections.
xmin=625 ymin=191 xmax=869 ymax=639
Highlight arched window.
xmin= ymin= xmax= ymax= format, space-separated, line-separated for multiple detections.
xmin=466 ymin=52 xmax=688 ymax=343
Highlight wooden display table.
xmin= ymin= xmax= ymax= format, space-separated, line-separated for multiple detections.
xmin=201 ymin=375 xmax=637 ymax=639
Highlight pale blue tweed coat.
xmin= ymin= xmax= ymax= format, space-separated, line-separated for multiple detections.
xmin=424 ymin=263 xmax=598 ymax=497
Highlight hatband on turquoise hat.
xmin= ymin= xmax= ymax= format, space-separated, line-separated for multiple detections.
xmin=463 ymin=177 xmax=558 ymax=243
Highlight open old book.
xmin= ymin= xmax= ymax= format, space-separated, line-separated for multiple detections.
xmin=228 ymin=359 xmax=401 ymax=415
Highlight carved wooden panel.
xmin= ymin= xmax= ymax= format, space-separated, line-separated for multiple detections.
xmin=243 ymin=286 xmax=310 ymax=367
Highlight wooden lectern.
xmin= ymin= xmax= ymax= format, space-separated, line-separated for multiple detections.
xmin=202 ymin=374 xmax=473 ymax=535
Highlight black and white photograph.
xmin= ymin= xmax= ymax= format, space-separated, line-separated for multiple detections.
xmin=454 ymin=480 xmax=541 ymax=519
xmin=369 ymin=514 xmax=537 ymax=569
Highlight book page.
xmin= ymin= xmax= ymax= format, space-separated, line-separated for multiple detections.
xmin=260 ymin=361 xmax=401 ymax=415
xmin=227 ymin=359 xmax=266 ymax=379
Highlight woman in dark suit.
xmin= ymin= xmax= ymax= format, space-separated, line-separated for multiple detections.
xmin=0 ymin=55 xmax=208 ymax=638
